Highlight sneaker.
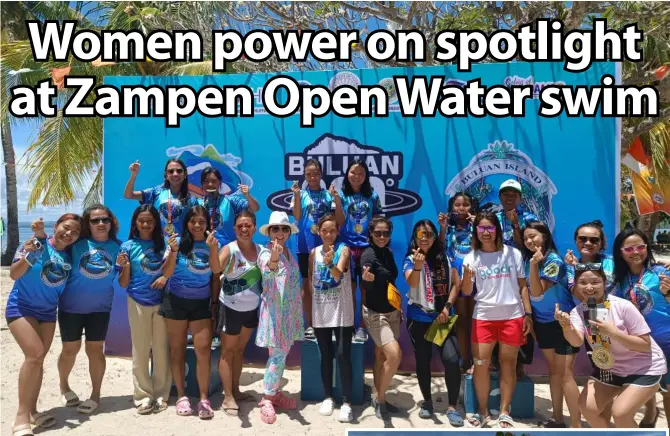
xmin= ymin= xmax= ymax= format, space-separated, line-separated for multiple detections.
xmin=338 ymin=404 xmax=353 ymax=423
xmin=305 ymin=327 xmax=316 ymax=340
xmin=319 ymin=398 xmax=334 ymax=416
xmin=353 ymin=327 xmax=368 ymax=343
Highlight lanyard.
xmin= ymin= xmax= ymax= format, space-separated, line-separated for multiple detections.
xmin=167 ymin=190 xmax=173 ymax=224
xmin=423 ymin=261 xmax=434 ymax=304
xmin=627 ymin=270 xmax=647 ymax=308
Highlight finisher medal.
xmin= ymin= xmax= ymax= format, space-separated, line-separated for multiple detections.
xmin=165 ymin=223 xmax=175 ymax=235
xmin=355 ymin=224 xmax=363 ymax=234
xmin=592 ymin=347 xmax=615 ymax=370
xmin=310 ymin=224 xmax=319 ymax=234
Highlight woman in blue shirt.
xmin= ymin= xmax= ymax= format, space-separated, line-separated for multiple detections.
xmin=57 ymin=205 xmax=123 ymax=415
xmin=521 ymin=221 xmax=580 ymax=428
xmin=612 ymin=229 xmax=670 ymax=428
xmin=161 ymin=205 xmax=222 ymax=419
xmin=118 ymin=205 xmax=170 ymax=415
xmin=7 ymin=213 xmax=81 ymax=435
xmin=564 ymin=220 xmax=615 ymax=292
xmin=124 ymin=158 xmax=198 ymax=237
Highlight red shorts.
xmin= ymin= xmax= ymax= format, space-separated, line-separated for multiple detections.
xmin=472 ymin=317 xmax=525 ymax=347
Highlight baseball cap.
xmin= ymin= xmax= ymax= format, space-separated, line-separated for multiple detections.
xmin=499 ymin=179 xmax=522 ymax=194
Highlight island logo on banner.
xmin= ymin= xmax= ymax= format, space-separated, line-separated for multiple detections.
xmin=267 ymin=133 xmax=422 ymax=217
xmin=445 ymin=140 xmax=558 ymax=231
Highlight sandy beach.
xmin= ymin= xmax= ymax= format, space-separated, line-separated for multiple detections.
xmin=1 ymin=267 xmax=667 ymax=435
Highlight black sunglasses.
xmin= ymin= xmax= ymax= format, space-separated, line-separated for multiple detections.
xmin=574 ymin=263 xmax=602 ymax=272
xmin=167 ymin=168 xmax=184 ymax=175
xmin=577 ymin=236 xmax=601 ymax=244
xmin=372 ymin=230 xmax=391 ymax=238
xmin=270 ymin=225 xmax=291 ymax=234
xmin=90 ymin=217 xmax=111 ymax=225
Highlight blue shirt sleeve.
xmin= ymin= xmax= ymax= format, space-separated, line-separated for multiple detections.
xmin=229 ymin=194 xmax=249 ymax=214
xmin=141 ymin=186 xmax=159 ymax=205
xmin=402 ymin=255 xmax=414 ymax=273
xmin=539 ymin=253 xmax=562 ymax=284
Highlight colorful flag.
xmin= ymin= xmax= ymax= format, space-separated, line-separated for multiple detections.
xmin=625 ymin=137 xmax=670 ymax=215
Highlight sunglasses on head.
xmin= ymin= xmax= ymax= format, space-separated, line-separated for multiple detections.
xmin=270 ymin=225 xmax=291 ymax=234
xmin=621 ymin=244 xmax=647 ymax=255
xmin=372 ymin=230 xmax=391 ymax=238
xmin=476 ymin=225 xmax=496 ymax=233
xmin=167 ymin=168 xmax=184 ymax=175
xmin=575 ymin=263 xmax=602 ymax=272
xmin=416 ymin=230 xmax=435 ymax=240
xmin=577 ymin=236 xmax=601 ymax=244
xmin=90 ymin=217 xmax=111 ymax=225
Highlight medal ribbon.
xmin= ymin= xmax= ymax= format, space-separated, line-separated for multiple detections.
xmin=167 ymin=190 xmax=173 ymax=225
xmin=423 ymin=261 xmax=434 ymax=305
xmin=627 ymin=270 xmax=647 ymax=309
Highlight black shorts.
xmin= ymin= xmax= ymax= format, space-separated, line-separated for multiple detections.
xmin=216 ymin=304 xmax=258 ymax=336
xmin=350 ymin=246 xmax=365 ymax=280
xmin=592 ymin=370 xmax=662 ymax=389
xmin=58 ymin=311 xmax=111 ymax=342
xmin=534 ymin=320 xmax=580 ymax=355
xmin=158 ymin=293 xmax=211 ymax=321
xmin=298 ymin=253 xmax=310 ymax=278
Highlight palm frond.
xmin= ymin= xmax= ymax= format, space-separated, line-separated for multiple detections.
xmin=83 ymin=168 xmax=102 ymax=208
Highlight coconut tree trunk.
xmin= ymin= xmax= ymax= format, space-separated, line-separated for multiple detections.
xmin=1 ymin=120 xmax=20 ymax=265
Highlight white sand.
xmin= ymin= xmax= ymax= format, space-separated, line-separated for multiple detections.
xmin=1 ymin=267 xmax=667 ymax=435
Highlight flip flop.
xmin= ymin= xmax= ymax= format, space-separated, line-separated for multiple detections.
xmin=61 ymin=391 xmax=80 ymax=407
xmin=222 ymin=406 xmax=239 ymax=417
xmin=498 ymin=414 xmax=516 ymax=428
xmin=12 ymin=424 xmax=33 ymax=436
xmin=29 ymin=412 xmax=55 ymax=428
xmin=640 ymin=409 xmax=660 ymax=428
xmin=77 ymin=399 xmax=99 ymax=415
xmin=136 ymin=403 xmax=153 ymax=415
xmin=153 ymin=400 xmax=168 ymax=414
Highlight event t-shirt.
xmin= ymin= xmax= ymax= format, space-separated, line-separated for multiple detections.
xmin=120 ymin=239 xmax=166 ymax=306
xmin=403 ymin=255 xmax=450 ymax=323
xmin=141 ymin=185 xmax=198 ymax=237
xmin=495 ymin=207 xmax=539 ymax=249
xmin=569 ymin=295 xmax=667 ymax=377
xmin=463 ymin=245 xmax=525 ymax=321
xmin=60 ymin=238 xmax=121 ymax=313
xmin=198 ymin=194 xmax=249 ymax=246
xmin=167 ymin=241 xmax=218 ymax=300
xmin=524 ymin=251 xmax=574 ymax=323
xmin=445 ymin=222 xmax=473 ymax=275
xmin=5 ymin=237 xmax=72 ymax=322
xmin=290 ymin=189 xmax=334 ymax=254
xmin=311 ymin=243 xmax=354 ymax=328
xmin=615 ymin=266 xmax=670 ymax=356
xmin=338 ymin=190 xmax=383 ymax=247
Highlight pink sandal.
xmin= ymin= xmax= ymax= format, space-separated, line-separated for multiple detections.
xmin=175 ymin=396 xmax=192 ymax=416
xmin=197 ymin=400 xmax=214 ymax=420
xmin=270 ymin=391 xmax=296 ymax=410
xmin=258 ymin=399 xmax=276 ymax=424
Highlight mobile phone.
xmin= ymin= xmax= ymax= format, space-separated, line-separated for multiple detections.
xmin=32 ymin=239 xmax=42 ymax=250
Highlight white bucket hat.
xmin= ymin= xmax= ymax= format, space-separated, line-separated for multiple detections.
xmin=259 ymin=211 xmax=299 ymax=236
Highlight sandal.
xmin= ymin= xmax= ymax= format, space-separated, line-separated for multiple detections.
xmin=538 ymin=419 xmax=566 ymax=428
xmin=304 ymin=327 xmax=315 ymax=339
xmin=640 ymin=409 xmax=660 ymax=428
xmin=418 ymin=401 xmax=433 ymax=419
xmin=77 ymin=399 xmax=99 ymax=415
xmin=30 ymin=412 xmax=55 ymax=428
xmin=498 ymin=414 xmax=515 ymax=428
xmin=446 ymin=409 xmax=464 ymax=427
xmin=466 ymin=413 xmax=490 ymax=428
xmin=12 ymin=424 xmax=33 ymax=436
xmin=61 ymin=391 xmax=80 ymax=407
xmin=270 ymin=391 xmax=296 ymax=410
xmin=197 ymin=400 xmax=214 ymax=420
xmin=175 ymin=396 xmax=192 ymax=416
xmin=258 ymin=399 xmax=277 ymax=424
xmin=153 ymin=401 xmax=168 ymax=413
xmin=136 ymin=403 xmax=153 ymax=415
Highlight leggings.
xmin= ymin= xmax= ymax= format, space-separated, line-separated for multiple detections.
xmin=314 ymin=326 xmax=354 ymax=403
xmin=407 ymin=318 xmax=461 ymax=406
xmin=264 ymin=346 xmax=290 ymax=395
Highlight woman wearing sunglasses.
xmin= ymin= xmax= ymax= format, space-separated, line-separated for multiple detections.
xmin=521 ymin=221 xmax=580 ymax=428
xmin=124 ymin=158 xmax=198 ymax=237
xmin=612 ymin=229 xmax=670 ymax=428
xmin=556 ymin=263 xmax=667 ymax=428
xmin=57 ymin=205 xmax=123 ymax=416
xmin=403 ymin=219 xmax=463 ymax=424
xmin=360 ymin=216 xmax=401 ymax=419
xmin=256 ymin=212 xmax=303 ymax=424
xmin=7 ymin=214 xmax=81 ymax=436
xmin=461 ymin=212 xmax=532 ymax=428
xmin=564 ymin=221 xmax=615 ymax=292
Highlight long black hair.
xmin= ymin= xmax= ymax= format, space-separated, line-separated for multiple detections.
xmin=80 ymin=204 xmax=120 ymax=242
xmin=128 ymin=204 xmax=165 ymax=252
xmin=520 ymin=221 xmax=558 ymax=260
xmin=574 ymin=219 xmax=607 ymax=253
xmin=612 ymin=229 xmax=655 ymax=285
xmin=367 ymin=215 xmax=393 ymax=247
xmin=304 ymin=158 xmax=323 ymax=173
xmin=448 ymin=191 xmax=477 ymax=225
xmin=179 ymin=205 xmax=211 ymax=256
xmin=200 ymin=166 xmax=222 ymax=187
xmin=342 ymin=159 xmax=373 ymax=197
xmin=405 ymin=219 xmax=447 ymax=268
xmin=162 ymin=158 xmax=189 ymax=199
xmin=471 ymin=211 xmax=503 ymax=251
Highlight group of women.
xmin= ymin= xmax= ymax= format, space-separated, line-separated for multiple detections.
xmin=6 ymin=156 xmax=670 ymax=436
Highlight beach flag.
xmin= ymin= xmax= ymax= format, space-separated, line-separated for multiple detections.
xmin=624 ymin=137 xmax=670 ymax=216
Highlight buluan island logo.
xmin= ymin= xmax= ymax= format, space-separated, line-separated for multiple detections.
xmin=267 ymin=133 xmax=422 ymax=217
xmin=445 ymin=140 xmax=557 ymax=231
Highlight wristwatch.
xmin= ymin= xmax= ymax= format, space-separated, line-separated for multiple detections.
xmin=524 ymin=312 xmax=532 ymax=318
xmin=445 ymin=302 xmax=453 ymax=311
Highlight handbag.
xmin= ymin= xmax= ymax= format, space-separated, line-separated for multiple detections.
xmin=424 ymin=314 xmax=458 ymax=347
xmin=387 ymin=282 xmax=402 ymax=311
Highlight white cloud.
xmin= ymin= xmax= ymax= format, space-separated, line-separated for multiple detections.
xmin=166 ymin=144 xmax=204 ymax=156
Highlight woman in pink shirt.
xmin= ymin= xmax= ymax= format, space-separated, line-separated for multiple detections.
xmin=556 ymin=263 xmax=667 ymax=428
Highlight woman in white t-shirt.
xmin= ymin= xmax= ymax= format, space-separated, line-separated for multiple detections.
xmin=461 ymin=212 xmax=532 ymax=428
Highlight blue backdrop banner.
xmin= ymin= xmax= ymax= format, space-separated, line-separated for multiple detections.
xmin=103 ymin=62 xmax=619 ymax=375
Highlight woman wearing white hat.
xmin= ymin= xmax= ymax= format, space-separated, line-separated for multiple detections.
xmin=255 ymin=211 xmax=304 ymax=424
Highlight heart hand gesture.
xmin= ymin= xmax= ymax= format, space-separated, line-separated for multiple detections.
xmin=291 ymin=180 xmax=301 ymax=195
xmin=129 ymin=160 xmax=141 ymax=175
xmin=323 ymin=245 xmax=335 ymax=265
xmin=205 ymin=230 xmax=218 ymax=248
xmin=412 ymin=247 xmax=426 ymax=269
xmin=362 ymin=265 xmax=375 ymax=282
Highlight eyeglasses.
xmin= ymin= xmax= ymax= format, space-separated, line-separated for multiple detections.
xmin=416 ymin=230 xmax=435 ymax=240
xmin=577 ymin=236 xmax=601 ymax=245
xmin=167 ymin=168 xmax=184 ymax=175
xmin=270 ymin=225 xmax=291 ymax=234
xmin=476 ymin=225 xmax=496 ymax=233
xmin=372 ymin=230 xmax=391 ymax=238
xmin=621 ymin=244 xmax=647 ymax=255
xmin=236 ymin=224 xmax=253 ymax=230
xmin=90 ymin=217 xmax=111 ymax=225
xmin=575 ymin=263 xmax=602 ymax=271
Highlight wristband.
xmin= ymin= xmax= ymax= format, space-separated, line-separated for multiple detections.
xmin=413 ymin=268 xmax=421 ymax=272
xmin=327 ymin=263 xmax=336 ymax=269
xmin=524 ymin=312 xmax=532 ymax=318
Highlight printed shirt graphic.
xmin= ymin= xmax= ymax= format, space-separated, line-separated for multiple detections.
xmin=524 ymin=251 xmax=574 ymax=323
xmin=338 ymin=190 xmax=383 ymax=247
xmin=290 ymin=189 xmax=334 ymax=254
xmin=569 ymin=295 xmax=667 ymax=377
xmin=141 ymin=185 xmax=198 ymax=237
xmin=311 ymin=243 xmax=354 ymax=328
xmin=198 ymin=194 xmax=249 ymax=246
xmin=6 ymin=237 xmax=72 ymax=321
xmin=60 ymin=238 xmax=121 ymax=313
xmin=495 ymin=207 xmax=539 ymax=249
xmin=615 ymin=266 xmax=670 ymax=356
xmin=120 ymin=239 xmax=166 ymax=306
xmin=403 ymin=255 xmax=451 ymax=323
xmin=220 ymin=241 xmax=263 ymax=311
xmin=566 ymin=254 xmax=616 ymax=293
xmin=167 ymin=241 xmax=218 ymax=300
xmin=446 ymin=223 xmax=473 ymax=275
xmin=463 ymin=245 xmax=525 ymax=321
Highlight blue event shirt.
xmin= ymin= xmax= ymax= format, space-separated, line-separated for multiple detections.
xmin=167 ymin=240 xmax=219 ymax=299
xmin=495 ymin=207 xmax=539 ymax=249
xmin=141 ymin=185 xmax=198 ymax=237
xmin=615 ymin=266 xmax=670 ymax=356
xmin=338 ymin=190 xmax=383 ymax=247
xmin=198 ymin=193 xmax=248 ymax=246
xmin=6 ymin=237 xmax=72 ymax=322
xmin=524 ymin=251 xmax=574 ymax=323
xmin=291 ymin=189 xmax=334 ymax=254
xmin=60 ymin=238 xmax=122 ymax=313
xmin=445 ymin=222 xmax=473 ymax=275
xmin=120 ymin=239 xmax=166 ymax=306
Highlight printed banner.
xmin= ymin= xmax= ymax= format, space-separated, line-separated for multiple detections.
xmin=103 ymin=62 xmax=618 ymax=376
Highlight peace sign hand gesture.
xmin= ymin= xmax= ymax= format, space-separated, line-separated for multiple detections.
xmin=362 ymin=265 xmax=375 ymax=282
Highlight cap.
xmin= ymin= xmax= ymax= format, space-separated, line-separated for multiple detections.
xmin=499 ymin=179 xmax=522 ymax=194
